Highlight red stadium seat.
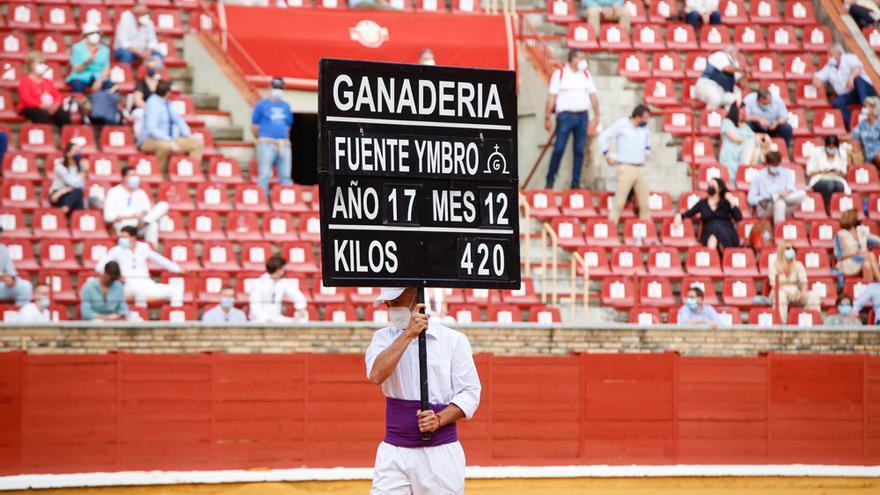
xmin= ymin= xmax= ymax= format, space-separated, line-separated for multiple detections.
xmin=666 ymin=24 xmax=697 ymax=51
xmin=682 ymin=276 xmax=720 ymax=305
xmin=767 ymin=26 xmax=799 ymax=52
xmin=0 ymin=209 xmax=29 ymax=239
xmin=757 ymin=80 xmax=792 ymax=105
xmin=162 ymin=272 xmax=197 ymax=305
xmin=323 ymin=304 xmax=358 ymax=323
xmin=748 ymin=307 xmax=781 ymax=325
xmin=715 ymin=307 xmax=743 ymax=325
xmin=803 ymin=25 xmax=832 ymax=52
xmin=632 ymin=24 xmax=663 ymax=51
xmin=234 ymin=184 xmax=270 ymax=212
xmin=487 ymin=304 xmax=522 ymax=324
xmin=585 ymin=219 xmax=620 ymax=247
xmin=225 ymin=211 xmax=262 ymax=241
xmin=752 ymin=53 xmax=783 ymax=80
xmin=685 ymin=52 xmax=709 ymax=79
xmin=1 ymin=180 xmax=38 ymax=209
xmin=622 ymin=0 xmax=646 ymax=22
xmin=651 ymin=54 xmax=685 ymax=79
xmin=600 ymin=277 xmax=637 ymax=309
xmin=168 ymin=156 xmax=204 ymax=183
xmin=162 ymin=240 xmax=200 ymax=271
xmin=795 ymin=82 xmax=828 ymax=108
xmin=523 ymin=190 xmax=559 ymax=220
xmin=189 ymin=130 xmax=219 ymax=157
xmin=153 ymin=210 xmax=185 ymax=241
xmin=783 ymin=54 xmax=815 ymax=81
xmin=618 ymin=52 xmax=650 ymax=80
xmin=157 ymin=182 xmax=194 ymax=211
xmin=0 ymin=89 xmax=21 ymax=122
xmin=349 ymin=286 xmax=380 ymax=305
xmin=19 ymin=124 xmax=55 ymax=154
xmin=39 ymin=269 xmax=77 ymax=304
xmin=207 ymin=156 xmax=244 ymax=184
xmin=237 ymin=241 xmax=271 ymax=271
xmin=86 ymin=154 xmax=121 ymax=183
xmin=809 ymin=277 xmax=838 ymax=308
xmin=0 ymin=31 xmax=28 ymax=60
xmin=720 ymin=0 xmax=748 ymax=24
xmin=644 ymin=79 xmax=677 ymax=107
xmin=722 ymin=277 xmax=757 ymax=306
xmin=681 ymin=137 xmax=716 ymax=165
xmin=734 ymin=163 xmax=762 ymax=192
xmin=501 ymin=278 xmax=541 ymax=307
xmin=551 ymin=217 xmax=586 ymax=250
xmin=647 ymin=0 xmax=677 ymax=22
xmin=262 ymin=212 xmax=297 ymax=242
xmin=775 ymin=220 xmax=809 ymax=248
xmin=813 ymin=108 xmax=847 ymax=136
xmin=188 ymin=211 xmax=225 ymax=241
xmin=130 ymin=154 xmax=162 ymax=184
xmin=788 ymin=308 xmax=823 ymax=327
xmin=33 ymin=208 xmax=68 ymax=239
xmin=79 ymin=5 xmax=112 ymax=32
xmin=202 ymin=241 xmax=240 ymax=271
xmin=107 ymin=63 xmax=135 ymax=93
xmin=528 ymin=305 xmax=561 ymax=325
xmin=196 ymin=271 xmax=230 ymax=305
xmin=639 ymin=277 xmax=675 ymax=308
xmin=575 ymin=246 xmax=610 ymax=278
xmin=663 ymin=109 xmax=694 ymax=136
xmin=849 ymin=163 xmax=880 ymax=193
xmin=695 ymin=164 xmax=730 ymax=190
xmin=465 ymin=287 xmax=495 ymax=306
xmin=271 ymin=184 xmax=313 ymax=213
xmin=42 ymin=5 xmax=77 ymax=32
xmin=152 ymin=9 xmax=184 ymax=36
xmin=722 ymin=247 xmax=759 ymax=277
xmin=546 ymin=0 xmax=579 ymax=24
xmin=785 ymin=0 xmax=815 ymax=25
xmin=786 ymin=108 xmax=811 ymax=136
xmin=0 ymin=305 xmax=20 ymax=321
xmin=2 ymin=151 xmax=40 ymax=182
xmin=734 ymin=25 xmax=766 ymax=52
xmin=283 ymin=240 xmax=319 ymax=274
xmin=699 ymin=26 xmax=731 ymax=51
xmin=623 ymin=218 xmax=659 ymax=244
xmin=451 ymin=0 xmax=478 ymax=14
xmin=629 ymin=306 xmax=662 ymax=324
xmin=0 ymin=61 xmax=23 ymax=89
xmin=559 ymin=190 xmax=596 ymax=218
xmin=81 ymin=239 xmax=113 ymax=270
xmin=566 ymin=24 xmax=599 ymax=51
xmin=685 ymin=246 xmax=722 ymax=277
xmin=646 ymin=247 xmax=684 ymax=278
xmin=609 ymin=246 xmax=645 ymax=277
xmin=195 ymin=183 xmax=231 ymax=212
xmin=699 ymin=108 xmax=725 ymax=137
xmin=793 ymin=137 xmax=821 ymax=165
xmin=792 ymin=191 xmax=827 ymax=221
xmin=160 ymin=304 xmax=198 ymax=322
xmin=100 ymin=126 xmax=137 ymax=155
xmin=799 ymin=247 xmax=833 ymax=278
xmin=3 ymin=239 xmax=38 ymax=271
xmin=7 ymin=3 xmax=41 ymax=31
xmin=750 ymin=0 xmax=781 ymax=23
xmin=312 ymin=279 xmax=347 ymax=305
xmin=298 ymin=212 xmax=322 ymax=242
xmin=829 ymin=193 xmax=864 ymax=219
xmin=865 ymin=26 xmax=880 ymax=53
xmin=809 ymin=219 xmax=838 ymax=249
xmin=60 ymin=125 xmax=97 ymax=153
xmin=417 ymin=0 xmax=443 ymax=12
xmin=660 ymin=218 xmax=698 ymax=248
xmin=40 ymin=239 xmax=80 ymax=270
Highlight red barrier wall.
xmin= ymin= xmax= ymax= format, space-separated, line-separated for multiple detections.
xmin=1 ymin=352 xmax=879 ymax=475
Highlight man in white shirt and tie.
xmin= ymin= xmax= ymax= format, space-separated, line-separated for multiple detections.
xmin=366 ymin=287 xmax=481 ymax=495
xmin=96 ymin=226 xmax=184 ymax=307
xmin=202 ymin=285 xmax=247 ymax=324
xmin=248 ymin=255 xmax=308 ymax=323
xmin=103 ymin=166 xmax=169 ymax=247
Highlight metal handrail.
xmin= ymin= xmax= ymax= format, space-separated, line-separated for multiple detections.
xmin=516 ymin=14 xmax=561 ymax=81
xmin=540 ymin=222 xmax=559 ymax=306
xmin=570 ymin=251 xmax=589 ymax=323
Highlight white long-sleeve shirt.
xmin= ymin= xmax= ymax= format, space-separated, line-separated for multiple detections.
xmin=103 ymin=184 xmax=153 ymax=224
xmin=113 ymin=10 xmax=158 ymax=53
xmin=96 ymin=242 xmax=180 ymax=280
xmin=365 ymin=322 xmax=481 ymax=419
xmin=248 ymin=273 xmax=307 ymax=322
xmin=17 ymin=303 xmax=50 ymax=323
xmin=815 ymin=53 xmax=873 ymax=96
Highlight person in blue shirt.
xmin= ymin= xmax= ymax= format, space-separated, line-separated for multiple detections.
xmin=743 ymin=88 xmax=793 ymax=148
xmin=251 ymin=77 xmax=294 ymax=195
xmin=67 ymin=23 xmax=112 ymax=93
xmin=80 ymin=261 xmax=130 ymax=321
xmin=677 ymin=287 xmax=722 ymax=326
xmin=138 ymin=80 xmax=203 ymax=170
xmin=599 ymin=104 xmax=652 ymax=225
xmin=854 ymin=96 xmax=880 ymax=170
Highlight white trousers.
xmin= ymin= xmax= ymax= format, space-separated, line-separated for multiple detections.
xmin=370 ymin=441 xmax=466 ymax=495
xmin=694 ymin=77 xmax=738 ymax=110
xmin=114 ymin=201 xmax=170 ymax=247
xmin=124 ymin=278 xmax=183 ymax=307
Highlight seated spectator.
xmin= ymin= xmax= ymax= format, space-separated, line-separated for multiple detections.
xmin=743 ymin=88 xmax=793 ymax=148
xmin=113 ymin=3 xmax=162 ymax=66
xmin=80 ymin=261 xmax=130 ymax=321
xmin=582 ymin=0 xmax=631 ymax=36
xmin=675 ymin=177 xmax=741 ymax=250
xmin=834 ymin=209 xmax=880 ymax=281
xmin=16 ymin=284 xmax=50 ymax=324
xmin=96 ymin=226 xmax=183 ymax=307
xmin=202 ymin=286 xmax=248 ymax=324
xmin=853 ymin=96 xmax=880 ymax=169
xmin=684 ymin=0 xmax=721 ymax=31
xmin=87 ymin=82 xmax=122 ymax=127
xmin=824 ymin=294 xmax=862 ymax=326
xmin=18 ymin=53 xmax=71 ymax=127
xmin=67 ymin=23 xmax=112 ymax=93
xmin=130 ymin=58 xmax=162 ymax=137
xmin=49 ymin=142 xmax=88 ymax=215
xmin=853 ymin=282 xmax=880 ymax=324
xmin=103 ymin=166 xmax=169 ymax=247
xmin=138 ymin=80 xmax=203 ymax=170
xmin=0 ymin=239 xmax=32 ymax=305
xmin=695 ymin=45 xmax=742 ymax=110
xmin=747 ymin=151 xmax=806 ymax=223
xmin=677 ymin=287 xmax=722 ymax=326
xmin=813 ymin=44 xmax=878 ymax=131
xmin=845 ymin=0 xmax=880 ymax=29
xmin=720 ymin=102 xmax=765 ymax=183
xmin=806 ymin=135 xmax=850 ymax=213
xmin=769 ymin=241 xmax=820 ymax=322
xmin=252 ymin=77 xmax=293 ymax=195
xmin=249 ymin=255 xmax=308 ymax=323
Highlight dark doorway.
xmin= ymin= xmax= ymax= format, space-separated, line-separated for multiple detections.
xmin=291 ymin=113 xmax=318 ymax=185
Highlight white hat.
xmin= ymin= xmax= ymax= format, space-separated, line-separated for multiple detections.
xmin=81 ymin=23 xmax=100 ymax=36
xmin=374 ymin=288 xmax=406 ymax=307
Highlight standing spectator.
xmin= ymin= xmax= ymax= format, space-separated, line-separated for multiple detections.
xmin=103 ymin=166 xmax=170 ymax=247
xmin=80 ymin=261 xmax=130 ymax=321
xmin=251 ymin=77 xmax=293 ymax=195
xmin=674 ymin=178 xmax=741 ymax=250
xmin=18 ymin=53 xmax=71 ymax=127
xmin=201 ymin=286 xmax=248 ymax=324
xmin=743 ymin=88 xmax=793 ymax=148
xmin=806 ymin=135 xmax=851 ymax=213
xmin=695 ymin=46 xmax=742 ymax=110
xmin=544 ymin=50 xmax=600 ymax=189
xmin=813 ymin=44 xmax=878 ymax=131
xmin=113 ymin=2 xmax=162 ymax=66
xmin=418 ymin=48 xmax=436 ymax=66
xmin=677 ymin=287 xmax=722 ymax=326
xmin=49 ymin=143 xmax=88 ymax=215
xmin=720 ymin=103 xmax=764 ymax=183
xmin=138 ymin=80 xmax=203 ymax=170
xmin=853 ymin=282 xmax=880 ymax=324
xmin=16 ymin=284 xmax=51 ymax=323
xmin=130 ymin=58 xmax=162 ymax=137
xmin=769 ymin=241 xmax=820 ymax=322
xmin=96 ymin=226 xmax=183 ymax=307
xmin=845 ymin=0 xmax=880 ymax=29
xmin=747 ymin=151 xmax=806 ymax=223
xmin=67 ymin=23 xmax=112 ymax=93
xmin=834 ymin=209 xmax=880 ymax=281
xmin=825 ymin=294 xmax=862 ymax=326
xmin=249 ymin=255 xmax=308 ymax=323
xmin=581 ymin=0 xmax=631 ymax=35
xmin=684 ymin=0 xmax=721 ymax=31
xmin=0 ymin=239 xmax=32 ymax=305
xmin=853 ymin=96 xmax=880 ymax=169
xmin=599 ymin=104 xmax=652 ymax=225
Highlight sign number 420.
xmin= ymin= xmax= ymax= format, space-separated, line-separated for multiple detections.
xmin=459 ymin=239 xmax=506 ymax=278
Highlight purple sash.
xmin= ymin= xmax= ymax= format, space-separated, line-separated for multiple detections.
xmin=384 ymin=397 xmax=458 ymax=448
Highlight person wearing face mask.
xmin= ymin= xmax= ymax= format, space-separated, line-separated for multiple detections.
xmin=96 ymin=226 xmax=184 ymax=307
xmin=130 ymin=58 xmax=163 ymax=137
xmin=675 ymin=178 xmax=741 ymax=251
xmin=544 ymin=49 xmax=600 ymax=189
xmin=813 ymin=44 xmax=878 ymax=132
xmin=695 ymin=45 xmax=743 ymax=110
xmin=676 ymin=287 xmax=722 ymax=326
xmin=202 ymin=286 xmax=247 ymax=324
xmin=418 ymin=49 xmax=436 ymax=66
xmin=139 ymin=80 xmax=203 ymax=170
xmin=113 ymin=3 xmax=162 ymax=67
xmin=16 ymin=284 xmax=52 ymax=324
xmin=49 ymin=142 xmax=89 ymax=215
xmin=67 ymin=23 xmax=112 ymax=93
xmin=853 ymin=97 xmax=880 ymax=170
xmin=366 ymin=287 xmax=481 ymax=495
xmin=80 ymin=261 xmax=131 ymax=321
xmin=582 ymin=0 xmax=631 ymax=35
xmin=0 ymin=233 xmax=32 ymax=306
xmin=806 ymin=135 xmax=851 ymax=214
xmin=251 ymin=77 xmax=293 ymax=195
xmin=834 ymin=209 xmax=880 ymax=281
xmin=846 ymin=0 xmax=880 ymax=29
xmin=103 ymin=166 xmax=170 ymax=247
xmin=743 ymin=88 xmax=793 ymax=149
xmin=747 ymin=151 xmax=806 ymax=223
xmin=720 ymin=102 xmax=765 ymax=185
xmin=824 ymin=294 xmax=862 ymax=326
xmin=769 ymin=241 xmax=820 ymax=322
xmin=599 ymin=104 xmax=652 ymax=225
xmin=17 ymin=52 xmax=71 ymax=127
xmin=249 ymin=255 xmax=308 ymax=323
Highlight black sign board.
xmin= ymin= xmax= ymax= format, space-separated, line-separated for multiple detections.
xmin=317 ymin=59 xmax=520 ymax=289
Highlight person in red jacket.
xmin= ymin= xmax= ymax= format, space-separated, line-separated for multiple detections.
xmin=17 ymin=53 xmax=71 ymax=127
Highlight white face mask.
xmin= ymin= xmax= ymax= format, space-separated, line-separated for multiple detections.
xmin=138 ymin=14 xmax=152 ymax=26
xmin=270 ymin=88 xmax=283 ymax=100
xmin=86 ymin=33 xmax=101 ymax=44
xmin=388 ymin=306 xmax=412 ymax=329
xmin=577 ymin=59 xmax=588 ymax=71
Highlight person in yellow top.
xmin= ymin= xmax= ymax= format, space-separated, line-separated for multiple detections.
xmin=768 ymin=240 xmax=820 ymax=322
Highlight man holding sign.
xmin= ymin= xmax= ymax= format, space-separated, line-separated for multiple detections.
xmin=366 ymin=287 xmax=481 ymax=494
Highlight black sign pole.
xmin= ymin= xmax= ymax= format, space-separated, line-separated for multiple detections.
xmin=417 ymin=287 xmax=430 ymax=441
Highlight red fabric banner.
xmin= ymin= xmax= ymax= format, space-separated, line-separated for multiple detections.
xmin=220 ymin=6 xmax=516 ymax=88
